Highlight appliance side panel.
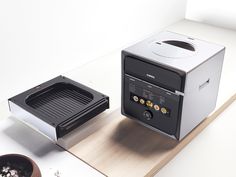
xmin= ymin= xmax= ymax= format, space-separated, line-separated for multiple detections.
xmin=179 ymin=50 xmax=225 ymax=139
xmin=121 ymin=51 xmax=126 ymax=115
xmin=8 ymin=101 xmax=58 ymax=142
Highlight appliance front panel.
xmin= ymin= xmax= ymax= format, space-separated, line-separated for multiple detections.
xmin=123 ymin=74 xmax=181 ymax=136
xmin=124 ymin=56 xmax=184 ymax=92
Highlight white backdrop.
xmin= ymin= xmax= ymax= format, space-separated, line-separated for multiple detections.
xmin=0 ymin=0 xmax=187 ymax=101
xmin=186 ymin=0 xmax=236 ymax=30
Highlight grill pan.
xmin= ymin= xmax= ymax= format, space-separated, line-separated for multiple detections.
xmin=8 ymin=76 xmax=109 ymax=141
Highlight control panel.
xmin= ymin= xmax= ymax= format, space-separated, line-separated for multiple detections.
xmin=123 ymin=74 xmax=182 ymax=136
xmin=130 ymin=92 xmax=171 ymax=117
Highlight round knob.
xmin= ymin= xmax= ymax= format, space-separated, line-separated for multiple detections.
xmin=143 ymin=110 xmax=153 ymax=120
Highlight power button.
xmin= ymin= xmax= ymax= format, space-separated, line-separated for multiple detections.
xmin=143 ymin=110 xmax=153 ymax=120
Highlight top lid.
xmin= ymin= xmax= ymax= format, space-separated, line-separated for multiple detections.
xmin=150 ymin=40 xmax=195 ymax=58
xmin=124 ymin=31 xmax=225 ymax=72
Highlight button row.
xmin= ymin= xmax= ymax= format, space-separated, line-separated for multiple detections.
xmin=132 ymin=95 xmax=169 ymax=115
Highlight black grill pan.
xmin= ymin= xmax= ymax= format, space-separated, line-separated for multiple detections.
xmin=8 ymin=76 xmax=109 ymax=139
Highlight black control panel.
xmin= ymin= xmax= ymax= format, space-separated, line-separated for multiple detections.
xmin=122 ymin=74 xmax=181 ymax=136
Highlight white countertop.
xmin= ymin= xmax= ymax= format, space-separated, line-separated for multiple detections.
xmin=156 ymin=101 xmax=236 ymax=177
xmin=0 ymin=102 xmax=104 ymax=177
xmin=1 ymin=19 xmax=236 ymax=177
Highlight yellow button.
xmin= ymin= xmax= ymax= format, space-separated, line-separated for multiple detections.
xmin=161 ymin=107 xmax=167 ymax=114
xmin=146 ymin=100 xmax=153 ymax=108
xmin=133 ymin=95 xmax=139 ymax=102
xmin=140 ymin=99 xmax=145 ymax=105
xmin=154 ymin=104 xmax=160 ymax=111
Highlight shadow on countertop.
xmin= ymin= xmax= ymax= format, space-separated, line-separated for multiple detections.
xmin=2 ymin=116 xmax=64 ymax=157
xmin=110 ymin=118 xmax=178 ymax=157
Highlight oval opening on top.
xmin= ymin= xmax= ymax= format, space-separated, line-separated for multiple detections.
xmin=162 ymin=40 xmax=195 ymax=51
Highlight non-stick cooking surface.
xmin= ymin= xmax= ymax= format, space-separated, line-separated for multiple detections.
xmin=26 ymin=83 xmax=93 ymax=121
xmin=9 ymin=76 xmax=109 ymax=138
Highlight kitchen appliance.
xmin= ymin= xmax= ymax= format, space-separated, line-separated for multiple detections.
xmin=8 ymin=76 xmax=109 ymax=142
xmin=121 ymin=31 xmax=225 ymax=140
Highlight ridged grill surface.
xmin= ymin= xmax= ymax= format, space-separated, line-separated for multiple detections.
xmin=27 ymin=88 xmax=93 ymax=120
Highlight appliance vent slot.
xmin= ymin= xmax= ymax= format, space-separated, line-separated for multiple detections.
xmin=163 ymin=40 xmax=195 ymax=51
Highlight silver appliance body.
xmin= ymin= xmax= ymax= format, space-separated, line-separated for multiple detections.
xmin=121 ymin=31 xmax=225 ymax=140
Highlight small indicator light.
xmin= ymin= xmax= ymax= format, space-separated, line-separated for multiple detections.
xmin=140 ymin=99 xmax=145 ymax=105
xmin=146 ymin=100 xmax=153 ymax=108
xmin=161 ymin=107 xmax=167 ymax=114
xmin=154 ymin=104 xmax=160 ymax=111
xmin=133 ymin=95 xmax=139 ymax=102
